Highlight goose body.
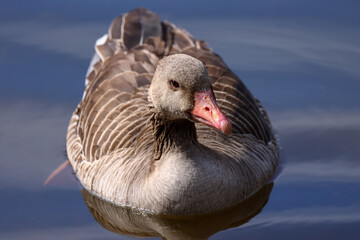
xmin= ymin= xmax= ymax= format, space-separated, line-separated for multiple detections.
xmin=66 ymin=8 xmax=279 ymax=215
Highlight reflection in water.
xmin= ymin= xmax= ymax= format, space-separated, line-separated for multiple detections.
xmin=82 ymin=183 xmax=273 ymax=240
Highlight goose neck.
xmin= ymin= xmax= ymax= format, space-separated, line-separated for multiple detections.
xmin=151 ymin=113 xmax=198 ymax=160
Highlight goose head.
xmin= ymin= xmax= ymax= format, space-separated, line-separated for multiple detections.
xmin=149 ymin=54 xmax=232 ymax=135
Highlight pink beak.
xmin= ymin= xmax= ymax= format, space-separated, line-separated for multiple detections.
xmin=190 ymin=89 xmax=232 ymax=135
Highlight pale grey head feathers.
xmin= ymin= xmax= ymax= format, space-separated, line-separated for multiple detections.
xmin=149 ymin=54 xmax=211 ymax=119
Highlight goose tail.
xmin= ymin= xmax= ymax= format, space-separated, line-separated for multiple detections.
xmin=96 ymin=7 xmax=162 ymax=61
xmin=85 ymin=8 xmax=162 ymax=92
xmin=108 ymin=8 xmax=162 ymax=50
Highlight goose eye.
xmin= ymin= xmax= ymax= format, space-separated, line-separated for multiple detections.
xmin=170 ymin=80 xmax=180 ymax=89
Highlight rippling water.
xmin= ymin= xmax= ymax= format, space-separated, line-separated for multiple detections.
xmin=1 ymin=1 xmax=360 ymax=239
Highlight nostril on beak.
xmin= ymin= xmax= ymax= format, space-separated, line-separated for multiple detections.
xmin=204 ymin=107 xmax=210 ymax=112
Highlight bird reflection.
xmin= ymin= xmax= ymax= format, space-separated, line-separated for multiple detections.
xmin=81 ymin=183 xmax=273 ymax=240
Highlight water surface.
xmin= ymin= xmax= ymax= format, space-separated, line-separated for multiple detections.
xmin=1 ymin=1 xmax=360 ymax=239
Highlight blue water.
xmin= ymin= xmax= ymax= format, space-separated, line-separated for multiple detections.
xmin=1 ymin=1 xmax=360 ymax=239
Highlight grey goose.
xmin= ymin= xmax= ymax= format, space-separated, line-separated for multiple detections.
xmin=66 ymin=8 xmax=279 ymax=215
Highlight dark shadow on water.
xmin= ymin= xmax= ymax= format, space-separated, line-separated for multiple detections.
xmin=82 ymin=183 xmax=273 ymax=240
